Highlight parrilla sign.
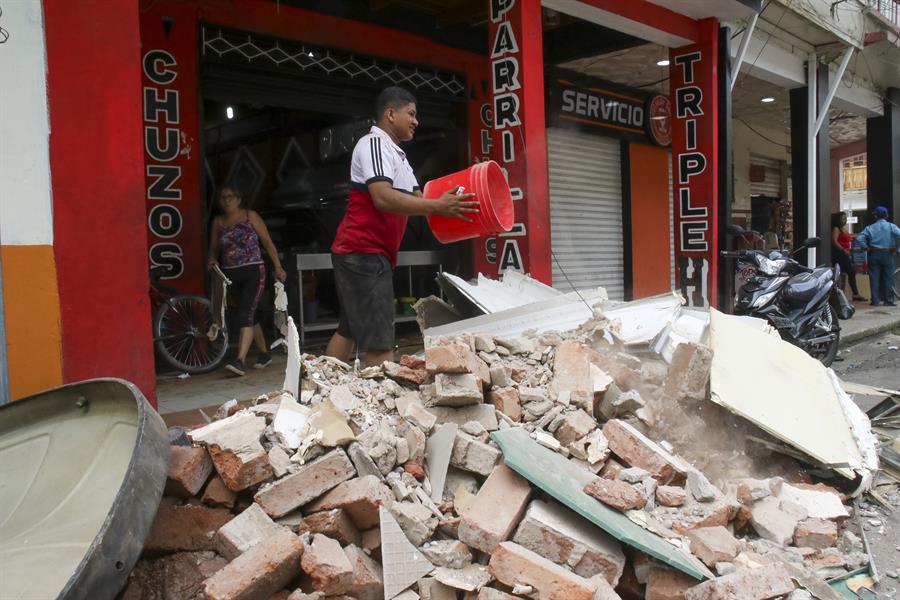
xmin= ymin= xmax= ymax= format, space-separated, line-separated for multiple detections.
xmin=669 ymin=25 xmax=719 ymax=308
xmin=140 ymin=5 xmax=203 ymax=294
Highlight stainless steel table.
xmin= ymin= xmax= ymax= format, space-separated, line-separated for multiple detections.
xmin=295 ymin=251 xmax=445 ymax=347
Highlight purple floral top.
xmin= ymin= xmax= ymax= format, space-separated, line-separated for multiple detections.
xmin=219 ymin=220 xmax=263 ymax=268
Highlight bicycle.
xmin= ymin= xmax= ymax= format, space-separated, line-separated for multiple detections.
xmin=150 ymin=266 xmax=229 ymax=374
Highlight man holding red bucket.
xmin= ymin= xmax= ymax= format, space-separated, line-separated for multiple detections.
xmin=325 ymin=86 xmax=479 ymax=366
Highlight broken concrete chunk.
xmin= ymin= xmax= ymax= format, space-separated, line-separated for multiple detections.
xmin=426 ymin=423 xmax=458 ymax=503
xmin=298 ymin=508 xmax=362 ymax=547
xmin=686 ymin=526 xmax=740 ymax=568
xmin=617 ymin=467 xmax=651 ymax=484
xmin=420 ymin=539 xmax=473 ymax=569
xmin=663 ymin=342 xmax=713 ymax=404
xmin=433 ymin=564 xmax=491 ymax=592
xmin=602 ymin=419 xmax=687 ymax=485
xmin=450 ymin=431 xmax=501 ymax=476
xmin=489 ymin=365 xmax=511 ymax=388
xmin=216 ymin=502 xmax=284 ymax=560
xmin=749 ymin=497 xmax=800 ymax=547
xmin=367 ymin=442 xmax=398 ymax=476
xmin=403 ymin=402 xmax=438 ymax=432
xmin=512 ymin=499 xmax=625 ymax=586
xmin=330 ymin=384 xmax=359 ymax=413
xmin=166 ymin=445 xmax=214 ymax=498
xmin=203 ymin=528 xmax=303 ymax=600
xmin=254 ymin=449 xmax=356 ymax=518
xmin=583 ymin=478 xmax=647 ymax=512
xmin=268 ymin=445 xmax=292 ymax=479
xmin=189 ymin=411 xmax=274 ymax=492
xmin=774 ymin=483 xmax=849 ymax=521
xmin=306 ymin=474 xmax=395 ymax=530
xmin=734 ymin=478 xmax=775 ymax=505
xmin=554 ymin=409 xmax=597 ymax=446
xmin=551 ymin=341 xmax=594 ymax=413
xmin=309 ymin=399 xmax=355 ymax=447
xmin=389 ymin=501 xmax=439 ymax=546
xmin=433 ymin=373 xmax=484 ymax=407
xmin=683 ymin=563 xmax=795 ymax=600
xmin=348 ymin=441 xmax=384 ymax=480
xmin=458 ymin=463 xmax=532 ymax=553
xmin=495 ymin=336 xmax=535 ymax=355
xmin=301 ymin=533 xmax=355 ymax=595
xmin=793 ymin=518 xmax=838 ymax=549
xmin=687 ymin=470 xmax=720 ymax=503
xmin=474 ymin=334 xmax=497 ymax=353
xmin=489 ymin=542 xmax=598 ymax=600
xmin=272 ymin=394 xmax=313 ymax=449
xmin=599 ymin=388 xmax=645 ymax=421
xmin=427 ymin=405 xmax=499 ymax=431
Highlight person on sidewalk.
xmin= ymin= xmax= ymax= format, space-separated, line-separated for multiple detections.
xmin=208 ymin=185 xmax=287 ymax=375
xmin=325 ymin=86 xmax=479 ymax=366
xmin=856 ymin=205 xmax=900 ymax=307
xmin=831 ymin=212 xmax=866 ymax=302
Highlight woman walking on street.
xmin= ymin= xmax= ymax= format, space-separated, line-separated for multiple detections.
xmin=831 ymin=212 xmax=866 ymax=302
xmin=208 ymin=186 xmax=287 ymax=376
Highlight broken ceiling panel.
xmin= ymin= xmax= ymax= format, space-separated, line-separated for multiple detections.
xmin=708 ymin=309 xmax=870 ymax=481
xmin=438 ymin=271 xmax=562 ymax=315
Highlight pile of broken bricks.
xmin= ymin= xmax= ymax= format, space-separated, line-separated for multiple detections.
xmin=125 ymin=321 xmax=879 ymax=600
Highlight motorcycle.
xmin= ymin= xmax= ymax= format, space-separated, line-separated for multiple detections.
xmin=721 ymin=225 xmax=853 ymax=367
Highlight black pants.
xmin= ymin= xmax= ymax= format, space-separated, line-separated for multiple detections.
xmin=224 ymin=263 xmax=265 ymax=327
xmin=833 ymin=249 xmax=860 ymax=296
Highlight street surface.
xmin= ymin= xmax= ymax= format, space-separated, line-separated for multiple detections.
xmin=834 ymin=330 xmax=900 ymax=597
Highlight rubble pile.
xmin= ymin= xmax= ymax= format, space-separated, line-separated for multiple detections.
xmin=126 ymin=323 xmax=877 ymax=600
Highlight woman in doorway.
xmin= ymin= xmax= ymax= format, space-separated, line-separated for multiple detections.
xmin=831 ymin=212 xmax=866 ymax=302
xmin=208 ymin=185 xmax=288 ymax=376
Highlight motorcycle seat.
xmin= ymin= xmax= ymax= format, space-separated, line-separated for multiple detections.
xmin=784 ymin=269 xmax=831 ymax=304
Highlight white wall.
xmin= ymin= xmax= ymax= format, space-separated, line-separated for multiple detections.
xmin=733 ymin=120 xmax=791 ymax=212
xmin=0 ymin=1 xmax=53 ymax=246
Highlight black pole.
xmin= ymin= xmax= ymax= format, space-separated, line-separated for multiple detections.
xmin=718 ymin=26 xmax=734 ymax=311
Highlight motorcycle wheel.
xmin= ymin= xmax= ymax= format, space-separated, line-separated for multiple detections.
xmin=807 ymin=304 xmax=840 ymax=367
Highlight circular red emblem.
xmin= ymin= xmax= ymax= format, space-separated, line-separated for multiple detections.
xmin=646 ymin=95 xmax=672 ymax=147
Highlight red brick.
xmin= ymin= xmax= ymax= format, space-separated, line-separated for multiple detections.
xmin=657 ymin=486 xmax=687 ymax=507
xmin=344 ymin=544 xmax=383 ymax=600
xmin=426 ymin=344 xmax=470 ymax=373
xmin=298 ymin=508 xmax=361 ymax=547
xmin=602 ymin=419 xmax=686 ymax=485
xmin=793 ymin=518 xmax=838 ymax=549
xmin=672 ymin=501 xmax=738 ymax=535
xmin=202 ymin=475 xmax=237 ymax=509
xmin=403 ymin=460 xmax=426 ymax=480
xmin=217 ymin=503 xmax=284 ymax=560
xmin=459 ymin=463 xmax=532 ymax=553
xmin=208 ymin=446 xmax=273 ymax=493
xmin=300 ymin=534 xmax=354 ymax=595
xmin=166 ymin=445 xmax=214 ymax=497
xmin=646 ymin=568 xmax=698 ymax=600
xmin=686 ymin=527 xmax=740 ymax=567
xmin=684 ymin=564 xmax=795 ymax=600
xmin=385 ymin=361 xmax=428 ymax=386
xmin=489 ymin=542 xmax=598 ymax=600
xmin=584 ymin=478 xmax=647 ymax=511
xmin=491 ymin=388 xmax=522 ymax=422
xmin=305 ymin=475 xmax=394 ymax=529
xmin=254 ymin=449 xmax=356 ymax=518
xmin=401 ymin=354 xmax=426 ymax=370
xmin=551 ymin=341 xmax=594 ymax=413
xmin=144 ymin=502 xmax=233 ymax=555
xmin=204 ymin=529 xmax=303 ymax=600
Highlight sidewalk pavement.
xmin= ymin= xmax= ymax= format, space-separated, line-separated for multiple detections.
xmin=840 ymin=302 xmax=900 ymax=346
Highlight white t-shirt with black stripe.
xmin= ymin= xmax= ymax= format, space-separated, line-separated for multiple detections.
xmin=351 ymin=126 xmax=420 ymax=193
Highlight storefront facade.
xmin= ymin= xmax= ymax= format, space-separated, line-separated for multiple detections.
xmin=2 ymin=0 xmax=763 ymax=403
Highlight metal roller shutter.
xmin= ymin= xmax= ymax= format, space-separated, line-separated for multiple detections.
xmin=548 ymin=128 xmax=624 ymax=300
xmin=669 ymin=152 xmax=675 ymax=291
xmin=750 ymin=154 xmax=782 ymax=199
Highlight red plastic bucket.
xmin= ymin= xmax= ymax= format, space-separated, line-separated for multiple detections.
xmin=423 ymin=160 xmax=514 ymax=243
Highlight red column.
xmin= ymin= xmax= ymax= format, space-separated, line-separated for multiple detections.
xmin=479 ymin=0 xmax=551 ymax=283
xmin=44 ymin=0 xmax=156 ymax=402
xmin=669 ymin=18 xmax=720 ymax=307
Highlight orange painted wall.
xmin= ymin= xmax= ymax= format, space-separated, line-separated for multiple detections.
xmin=1 ymin=245 xmax=64 ymax=399
xmin=629 ymin=143 xmax=672 ymax=298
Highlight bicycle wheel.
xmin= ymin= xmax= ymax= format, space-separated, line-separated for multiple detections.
xmin=153 ymin=295 xmax=229 ymax=374
xmin=893 ymin=266 xmax=900 ymax=300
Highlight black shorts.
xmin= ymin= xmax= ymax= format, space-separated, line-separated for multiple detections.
xmin=224 ymin=263 xmax=265 ymax=327
xmin=332 ymin=253 xmax=394 ymax=352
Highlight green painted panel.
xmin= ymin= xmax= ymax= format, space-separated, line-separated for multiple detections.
xmin=492 ymin=427 xmax=710 ymax=581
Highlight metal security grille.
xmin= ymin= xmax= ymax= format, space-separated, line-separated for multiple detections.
xmin=202 ymin=26 xmax=466 ymax=97
xmin=750 ymin=154 xmax=783 ymax=199
xmin=548 ymin=128 xmax=624 ymax=300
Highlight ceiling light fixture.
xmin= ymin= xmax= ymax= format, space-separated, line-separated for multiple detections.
xmin=761 ymin=97 xmax=775 ymax=103
xmin=226 ymin=106 xmax=235 ymax=119
xmin=656 ymin=59 xmax=670 ymax=66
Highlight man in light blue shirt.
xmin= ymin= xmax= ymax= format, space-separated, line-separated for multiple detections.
xmin=856 ymin=206 xmax=900 ymax=306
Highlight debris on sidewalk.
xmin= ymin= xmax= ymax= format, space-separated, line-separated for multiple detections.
xmin=129 ymin=284 xmax=893 ymax=600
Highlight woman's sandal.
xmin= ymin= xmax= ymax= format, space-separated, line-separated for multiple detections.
xmin=852 ymin=295 xmax=867 ymax=301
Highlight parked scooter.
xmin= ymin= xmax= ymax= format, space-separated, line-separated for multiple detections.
xmin=721 ymin=224 xmax=854 ymax=367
